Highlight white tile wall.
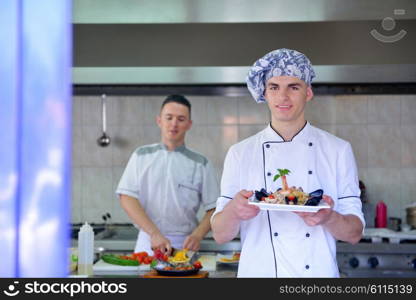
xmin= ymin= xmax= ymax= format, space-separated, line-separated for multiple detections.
xmin=72 ymin=97 xmax=83 ymax=126
xmin=110 ymin=96 xmax=145 ymax=126
xmin=335 ymin=95 xmax=368 ymax=124
xmin=82 ymin=167 xmax=114 ymax=223
xmin=72 ymin=126 xmax=83 ymax=168
xmin=111 ymin=125 xmax=143 ymax=167
xmin=72 ymin=94 xmax=416 ymax=224
xmin=401 ymin=168 xmax=416 ymax=209
xmin=143 ymin=96 xmax=164 ymax=125
xmin=204 ymin=96 xmax=239 ymax=125
xmin=112 ymin=167 xmax=130 ymax=223
xmin=366 ymin=168 xmax=402 ymax=219
xmin=71 ymin=167 xmax=82 ymax=223
xmin=82 ymin=125 xmax=113 ymax=167
xmin=367 ymin=125 xmax=401 ymax=168
xmin=368 ymin=95 xmax=401 ymax=125
xmin=206 ymin=125 xmax=239 ymax=174
xmin=336 ymin=125 xmax=368 ymax=169
xmin=238 ymin=96 xmax=270 ymax=124
xmin=305 ymin=95 xmax=337 ymax=125
xmin=401 ymin=96 xmax=416 ymax=125
xmin=401 ymin=126 xmax=416 ymax=167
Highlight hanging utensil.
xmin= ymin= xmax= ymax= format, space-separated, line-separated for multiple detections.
xmin=97 ymin=94 xmax=111 ymax=147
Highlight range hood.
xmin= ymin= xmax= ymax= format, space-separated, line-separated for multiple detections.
xmin=73 ymin=0 xmax=416 ymax=84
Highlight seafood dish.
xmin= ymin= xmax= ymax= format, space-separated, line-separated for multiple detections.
xmin=253 ymin=169 xmax=324 ymax=206
xmin=254 ymin=187 xmax=324 ymax=206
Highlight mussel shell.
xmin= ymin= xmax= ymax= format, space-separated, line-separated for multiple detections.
xmin=255 ymin=188 xmax=270 ymax=201
xmin=304 ymin=197 xmax=320 ymax=206
xmin=304 ymin=189 xmax=324 ymax=206
xmin=309 ymin=189 xmax=323 ymax=198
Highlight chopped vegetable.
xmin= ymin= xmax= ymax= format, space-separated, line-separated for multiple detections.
xmin=102 ymin=254 xmax=140 ymax=266
xmin=193 ymin=261 xmax=202 ymax=269
xmin=168 ymin=249 xmax=190 ymax=263
xmin=150 ymin=259 xmax=158 ymax=268
xmin=153 ymin=249 xmax=168 ymax=261
xmin=143 ymin=256 xmax=154 ymax=264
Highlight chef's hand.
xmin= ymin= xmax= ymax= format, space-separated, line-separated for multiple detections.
xmin=229 ymin=190 xmax=260 ymax=220
xmin=295 ymin=195 xmax=334 ymax=226
xmin=150 ymin=232 xmax=172 ymax=255
xmin=182 ymin=234 xmax=202 ymax=251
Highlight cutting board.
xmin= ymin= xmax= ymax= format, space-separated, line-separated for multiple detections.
xmin=93 ymin=259 xmax=150 ymax=275
xmin=141 ymin=270 xmax=209 ymax=278
xmin=197 ymin=255 xmax=217 ymax=271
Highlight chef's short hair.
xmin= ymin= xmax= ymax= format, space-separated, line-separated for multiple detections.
xmin=161 ymin=94 xmax=192 ymax=117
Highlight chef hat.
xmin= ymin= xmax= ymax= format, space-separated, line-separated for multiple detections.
xmin=246 ymin=48 xmax=316 ymax=103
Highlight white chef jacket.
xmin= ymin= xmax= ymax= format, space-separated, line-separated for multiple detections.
xmin=213 ymin=122 xmax=365 ymax=278
xmin=116 ymin=143 xmax=219 ymax=252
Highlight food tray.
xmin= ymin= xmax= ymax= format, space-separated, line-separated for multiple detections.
xmin=249 ymin=201 xmax=330 ymax=212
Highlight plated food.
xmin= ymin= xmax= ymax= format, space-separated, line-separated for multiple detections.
xmin=249 ymin=169 xmax=329 ymax=211
xmin=217 ymin=252 xmax=240 ymax=264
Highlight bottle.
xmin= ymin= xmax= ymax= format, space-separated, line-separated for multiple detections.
xmin=78 ymin=222 xmax=94 ymax=275
xmin=375 ymin=201 xmax=387 ymax=228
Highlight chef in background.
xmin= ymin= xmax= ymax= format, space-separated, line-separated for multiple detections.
xmin=116 ymin=94 xmax=219 ymax=254
xmin=211 ymin=49 xmax=365 ymax=277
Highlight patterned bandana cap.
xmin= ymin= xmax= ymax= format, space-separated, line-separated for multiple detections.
xmin=246 ymin=48 xmax=316 ymax=103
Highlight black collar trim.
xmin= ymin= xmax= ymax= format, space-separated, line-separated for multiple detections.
xmin=269 ymin=121 xmax=308 ymax=142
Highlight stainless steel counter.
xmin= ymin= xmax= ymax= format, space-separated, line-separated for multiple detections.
xmin=71 ymin=225 xmax=241 ymax=253
xmin=91 ymin=264 xmax=237 ymax=278
xmin=70 ymin=225 xmax=239 ymax=278
xmin=71 ymin=224 xmax=416 ymax=278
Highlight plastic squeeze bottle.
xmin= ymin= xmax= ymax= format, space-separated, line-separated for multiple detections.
xmin=78 ymin=222 xmax=94 ymax=275
xmin=375 ymin=201 xmax=387 ymax=228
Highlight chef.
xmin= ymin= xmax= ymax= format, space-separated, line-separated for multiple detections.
xmin=211 ymin=49 xmax=365 ymax=277
xmin=116 ymin=94 xmax=219 ymax=254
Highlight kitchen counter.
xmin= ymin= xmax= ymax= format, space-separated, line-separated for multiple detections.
xmin=71 ymin=225 xmax=416 ymax=278
xmin=70 ymin=224 xmax=241 ymax=253
xmin=72 ymin=252 xmax=238 ymax=278
xmin=70 ymin=225 xmax=240 ymax=278
xmin=92 ymin=265 xmax=237 ymax=279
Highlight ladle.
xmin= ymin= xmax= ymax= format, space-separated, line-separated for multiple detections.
xmin=97 ymin=94 xmax=111 ymax=147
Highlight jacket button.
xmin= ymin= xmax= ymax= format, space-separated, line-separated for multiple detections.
xmin=274 ymin=232 xmax=278 ymax=237
xmin=265 ymin=144 xmax=270 ymax=148
xmin=309 ymin=142 xmax=313 ymax=146
xmin=308 ymin=170 xmax=313 ymax=175
xmin=267 ymin=172 xmax=271 ymax=176
xmin=306 ymin=233 xmax=310 ymax=238
xmin=305 ymin=265 xmax=310 ymax=269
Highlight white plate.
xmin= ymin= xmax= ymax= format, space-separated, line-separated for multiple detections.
xmin=249 ymin=201 xmax=330 ymax=212
xmin=216 ymin=253 xmax=240 ymax=265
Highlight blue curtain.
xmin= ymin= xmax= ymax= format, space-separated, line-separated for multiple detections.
xmin=0 ymin=0 xmax=72 ymax=277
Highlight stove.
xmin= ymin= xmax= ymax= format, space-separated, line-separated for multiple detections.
xmin=337 ymin=228 xmax=416 ymax=277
